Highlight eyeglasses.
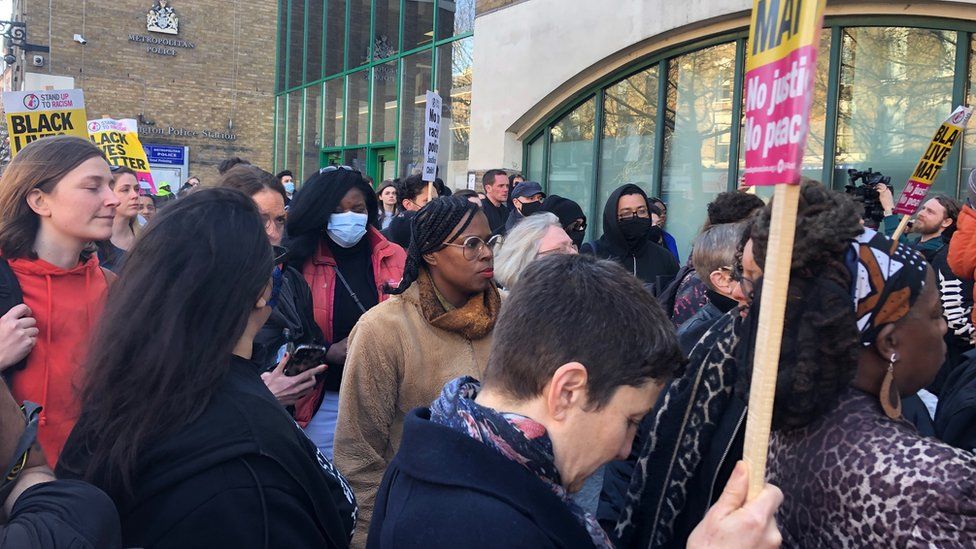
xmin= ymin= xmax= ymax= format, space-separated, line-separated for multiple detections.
xmin=320 ymin=165 xmax=361 ymax=174
xmin=442 ymin=234 xmax=503 ymax=261
xmin=566 ymin=219 xmax=587 ymax=232
xmin=729 ymin=264 xmax=756 ymax=297
xmin=617 ymin=207 xmax=650 ymax=220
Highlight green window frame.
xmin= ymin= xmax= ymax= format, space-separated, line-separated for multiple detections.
xmin=523 ymin=16 xmax=976 ymax=243
xmin=273 ymin=0 xmax=475 ymax=179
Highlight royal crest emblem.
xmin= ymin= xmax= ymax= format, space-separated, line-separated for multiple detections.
xmin=147 ymin=0 xmax=179 ymax=35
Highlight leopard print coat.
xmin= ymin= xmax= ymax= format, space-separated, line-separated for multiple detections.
xmin=767 ymin=387 xmax=976 ymax=547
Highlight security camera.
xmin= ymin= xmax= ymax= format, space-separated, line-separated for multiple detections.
xmin=73 ymin=34 xmax=87 ymax=45
xmin=3 ymin=54 xmax=14 ymax=65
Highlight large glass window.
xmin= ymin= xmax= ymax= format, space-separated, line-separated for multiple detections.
xmin=527 ymin=22 xmax=976 ymax=257
xmin=399 ymin=50 xmax=433 ymax=176
xmin=963 ymin=34 xmax=976 ymax=189
xmin=276 ymin=0 xmax=288 ymax=92
xmin=404 ymin=0 xmax=435 ymax=51
xmin=661 ymin=42 xmax=736 ymax=252
xmin=346 ymin=71 xmax=370 ymax=145
xmin=287 ymin=0 xmax=306 ymax=89
xmin=438 ymin=0 xmax=475 ymax=41
xmin=324 ymin=0 xmax=346 ymax=76
xmin=276 ymin=0 xmax=474 ymax=181
xmin=435 ymin=38 xmax=473 ymax=189
xmin=303 ymin=85 xmax=323 ymax=179
xmin=374 ymin=0 xmax=400 ymax=61
xmin=347 ymin=0 xmax=372 ymax=69
xmin=286 ymin=90 xmax=304 ymax=173
xmin=324 ymin=78 xmax=344 ymax=147
xmin=372 ymin=61 xmax=398 ymax=142
xmin=527 ymin=137 xmax=544 ymax=184
xmin=834 ymin=28 xmax=956 ymax=196
xmin=599 ymin=64 xmax=659 ymax=235
xmin=549 ymin=98 xmax=597 ymax=236
xmin=306 ymin=0 xmax=325 ymax=83
xmin=275 ymin=95 xmax=286 ymax=168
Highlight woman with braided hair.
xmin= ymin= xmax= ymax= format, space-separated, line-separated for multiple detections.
xmin=334 ymin=196 xmax=500 ymax=547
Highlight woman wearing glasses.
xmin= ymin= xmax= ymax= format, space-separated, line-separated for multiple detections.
xmin=334 ymin=196 xmax=500 ymax=546
xmin=285 ymin=166 xmax=406 ymax=460
xmin=217 ymin=165 xmax=327 ymax=407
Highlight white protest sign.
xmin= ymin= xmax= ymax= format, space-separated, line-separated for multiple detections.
xmin=422 ymin=91 xmax=442 ymax=182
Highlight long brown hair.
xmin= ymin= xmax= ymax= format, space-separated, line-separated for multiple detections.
xmin=0 ymin=136 xmax=106 ymax=259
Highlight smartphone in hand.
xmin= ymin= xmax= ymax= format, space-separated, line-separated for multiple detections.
xmin=285 ymin=344 xmax=329 ymax=377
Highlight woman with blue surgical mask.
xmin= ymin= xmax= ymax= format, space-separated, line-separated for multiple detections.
xmin=284 ymin=167 xmax=406 ymax=457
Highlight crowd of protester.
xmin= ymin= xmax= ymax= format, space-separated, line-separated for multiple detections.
xmin=1 ymin=135 xmax=975 ymax=547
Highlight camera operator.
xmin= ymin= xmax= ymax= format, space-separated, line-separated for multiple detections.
xmin=0 ymin=378 xmax=121 ymax=548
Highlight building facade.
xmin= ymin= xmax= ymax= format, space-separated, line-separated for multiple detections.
xmin=272 ymin=0 xmax=474 ymax=187
xmin=4 ymin=0 xmax=277 ymax=186
xmin=471 ymin=0 xmax=976 ymax=249
xmin=275 ymin=0 xmax=976 ymax=251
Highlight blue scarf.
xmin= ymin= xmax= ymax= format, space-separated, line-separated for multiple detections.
xmin=430 ymin=376 xmax=613 ymax=548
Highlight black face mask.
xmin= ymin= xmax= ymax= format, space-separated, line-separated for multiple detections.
xmin=647 ymin=225 xmax=664 ymax=244
xmin=519 ymin=201 xmax=544 ymax=217
xmin=618 ymin=216 xmax=651 ymax=245
xmin=568 ymin=228 xmax=585 ymax=249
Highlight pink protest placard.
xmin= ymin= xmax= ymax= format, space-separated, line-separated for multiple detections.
xmin=743 ymin=1 xmax=825 ymax=186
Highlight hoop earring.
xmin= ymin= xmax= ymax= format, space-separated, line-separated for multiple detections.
xmin=880 ymin=353 xmax=902 ymax=419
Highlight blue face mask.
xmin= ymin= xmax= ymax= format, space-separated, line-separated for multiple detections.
xmin=283 ymin=182 xmax=295 ymax=194
xmin=327 ymin=211 xmax=368 ymax=248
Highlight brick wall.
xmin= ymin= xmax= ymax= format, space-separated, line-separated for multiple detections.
xmin=18 ymin=0 xmax=276 ymax=184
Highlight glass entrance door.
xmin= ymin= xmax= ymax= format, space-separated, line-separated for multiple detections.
xmin=369 ymin=146 xmax=396 ymax=184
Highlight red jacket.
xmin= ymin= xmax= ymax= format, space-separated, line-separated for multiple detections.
xmin=7 ymin=256 xmax=111 ymax=467
xmin=948 ymin=205 xmax=976 ymax=323
xmin=295 ymin=227 xmax=406 ymax=426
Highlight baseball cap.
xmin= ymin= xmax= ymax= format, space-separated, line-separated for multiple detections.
xmin=511 ymin=181 xmax=546 ymax=200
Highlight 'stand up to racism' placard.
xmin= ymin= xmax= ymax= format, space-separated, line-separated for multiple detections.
xmin=88 ymin=118 xmax=157 ymax=194
xmin=743 ymin=0 xmax=825 ymax=186
xmin=2 ymin=89 xmax=90 ymax=156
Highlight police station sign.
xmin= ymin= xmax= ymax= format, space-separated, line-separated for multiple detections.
xmin=2 ymin=89 xmax=89 ymax=156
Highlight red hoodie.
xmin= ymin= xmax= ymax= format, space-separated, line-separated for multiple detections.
xmin=7 ymin=255 xmax=110 ymax=467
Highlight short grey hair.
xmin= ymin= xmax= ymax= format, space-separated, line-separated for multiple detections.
xmin=692 ymin=222 xmax=746 ymax=292
xmin=493 ymin=212 xmax=562 ymax=289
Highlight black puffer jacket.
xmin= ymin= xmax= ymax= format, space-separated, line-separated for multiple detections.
xmin=581 ymin=184 xmax=678 ymax=292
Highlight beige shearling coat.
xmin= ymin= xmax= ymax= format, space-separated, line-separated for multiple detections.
xmin=334 ymin=283 xmax=493 ymax=546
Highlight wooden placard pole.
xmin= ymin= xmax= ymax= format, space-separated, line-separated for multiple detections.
xmin=743 ymin=183 xmax=800 ymax=500
xmin=890 ymin=214 xmax=912 ymax=243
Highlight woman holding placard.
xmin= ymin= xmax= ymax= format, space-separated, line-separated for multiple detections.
xmin=742 ymin=181 xmax=976 ymax=546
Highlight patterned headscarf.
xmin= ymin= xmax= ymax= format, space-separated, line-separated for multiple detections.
xmin=847 ymin=228 xmax=928 ymax=346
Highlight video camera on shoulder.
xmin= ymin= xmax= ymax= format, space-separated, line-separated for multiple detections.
xmin=845 ymin=168 xmax=892 ymax=229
